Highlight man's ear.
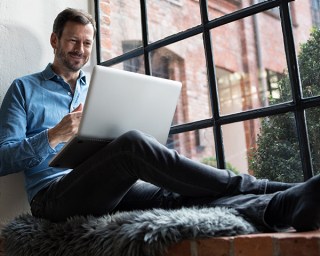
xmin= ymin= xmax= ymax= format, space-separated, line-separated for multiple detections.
xmin=50 ymin=32 xmax=58 ymax=52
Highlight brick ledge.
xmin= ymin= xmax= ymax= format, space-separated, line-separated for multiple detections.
xmin=165 ymin=230 xmax=320 ymax=256
xmin=1 ymin=231 xmax=320 ymax=256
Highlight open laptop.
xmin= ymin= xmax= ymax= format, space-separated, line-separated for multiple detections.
xmin=49 ymin=65 xmax=182 ymax=168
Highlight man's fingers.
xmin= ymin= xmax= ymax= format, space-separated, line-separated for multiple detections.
xmin=71 ymin=104 xmax=83 ymax=119
xmin=72 ymin=103 xmax=83 ymax=112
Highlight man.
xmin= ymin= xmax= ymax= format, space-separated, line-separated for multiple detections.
xmin=0 ymin=8 xmax=319 ymax=232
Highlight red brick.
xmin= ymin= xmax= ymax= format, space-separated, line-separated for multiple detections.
xmin=165 ymin=240 xmax=192 ymax=256
xmin=165 ymin=238 xmax=233 ymax=256
xmin=197 ymin=237 xmax=232 ymax=256
xmin=100 ymin=2 xmax=110 ymax=15
xmin=275 ymin=233 xmax=320 ymax=256
xmin=234 ymin=235 xmax=273 ymax=256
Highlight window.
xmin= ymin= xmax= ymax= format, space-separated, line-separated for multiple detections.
xmin=94 ymin=0 xmax=319 ymax=181
xmin=311 ymin=0 xmax=320 ymax=28
xmin=265 ymin=69 xmax=284 ymax=100
xmin=256 ymin=0 xmax=280 ymax=17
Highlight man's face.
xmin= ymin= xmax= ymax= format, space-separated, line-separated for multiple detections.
xmin=52 ymin=21 xmax=95 ymax=72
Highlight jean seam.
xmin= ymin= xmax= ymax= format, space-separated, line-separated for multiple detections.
xmin=260 ymin=179 xmax=268 ymax=194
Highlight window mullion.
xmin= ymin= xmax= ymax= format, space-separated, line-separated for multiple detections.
xmin=199 ymin=0 xmax=226 ymax=169
xmin=94 ymin=0 xmax=102 ymax=65
xmin=140 ymin=0 xmax=151 ymax=75
xmin=280 ymin=1 xmax=314 ymax=180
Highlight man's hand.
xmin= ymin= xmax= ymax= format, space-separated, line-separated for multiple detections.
xmin=48 ymin=104 xmax=83 ymax=148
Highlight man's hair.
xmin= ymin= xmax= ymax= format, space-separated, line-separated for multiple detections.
xmin=53 ymin=8 xmax=96 ymax=39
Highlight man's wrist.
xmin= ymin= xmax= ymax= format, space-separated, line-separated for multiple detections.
xmin=47 ymin=128 xmax=60 ymax=148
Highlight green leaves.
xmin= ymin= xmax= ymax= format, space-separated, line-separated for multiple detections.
xmin=249 ymin=28 xmax=320 ymax=182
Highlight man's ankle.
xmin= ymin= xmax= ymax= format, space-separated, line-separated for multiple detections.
xmin=265 ymin=182 xmax=298 ymax=194
xmin=264 ymin=175 xmax=320 ymax=231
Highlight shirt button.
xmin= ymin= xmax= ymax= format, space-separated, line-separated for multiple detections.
xmin=68 ymin=92 xmax=71 ymax=95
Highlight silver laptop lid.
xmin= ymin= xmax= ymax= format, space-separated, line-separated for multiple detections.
xmin=78 ymin=65 xmax=182 ymax=145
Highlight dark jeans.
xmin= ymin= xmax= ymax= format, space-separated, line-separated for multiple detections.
xmin=31 ymin=130 xmax=292 ymax=230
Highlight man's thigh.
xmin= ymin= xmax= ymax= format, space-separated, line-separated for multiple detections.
xmin=112 ymin=180 xmax=165 ymax=212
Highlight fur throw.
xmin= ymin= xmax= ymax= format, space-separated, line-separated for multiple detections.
xmin=1 ymin=207 xmax=257 ymax=256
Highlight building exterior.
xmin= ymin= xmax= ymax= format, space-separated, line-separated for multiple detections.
xmin=98 ymin=0 xmax=315 ymax=173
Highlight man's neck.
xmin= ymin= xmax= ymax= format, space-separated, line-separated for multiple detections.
xmin=51 ymin=64 xmax=80 ymax=93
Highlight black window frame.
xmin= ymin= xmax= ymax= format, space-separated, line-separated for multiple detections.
xmin=94 ymin=0 xmax=320 ymax=181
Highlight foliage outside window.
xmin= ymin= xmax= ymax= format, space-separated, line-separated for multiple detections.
xmin=249 ymin=28 xmax=320 ymax=182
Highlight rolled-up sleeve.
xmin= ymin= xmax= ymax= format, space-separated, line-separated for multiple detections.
xmin=0 ymin=80 xmax=55 ymax=176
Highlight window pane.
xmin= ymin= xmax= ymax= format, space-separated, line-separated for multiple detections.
xmin=111 ymin=56 xmax=146 ymax=74
xmin=150 ymin=34 xmax=210 ymax=124
xmin=310 ymin=0 xmax=320 ymax=28
xmin=208 ymin=0 xmax=243 ymax=20
xmin=99 ymin=0 xmax=142 ymax=62
xmin=291 ymin=0 xmax=320 ymax=98
xmin=211 ymin=9 xmax=290 ymax=115
xmin=222 ymin=120 xmax=253 ymax=174
xmin=306 ymin=108 xmax=320 ymax=176
xmin=226 ymin=113 xmax=304 ymax=182
xmin=169 ymin=128 xmax=216 ymax=164
xmin=146 ymin=0 xmax=201 ymax=42
xmin=208 ymin=0 xmax=274 ymax=20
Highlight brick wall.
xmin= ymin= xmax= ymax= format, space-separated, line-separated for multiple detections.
xmin=165 ymin=230 xmax=320 ymax=256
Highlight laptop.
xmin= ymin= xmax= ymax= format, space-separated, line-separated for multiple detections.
xmin=49 ymin=65 xmax=182 ymax=168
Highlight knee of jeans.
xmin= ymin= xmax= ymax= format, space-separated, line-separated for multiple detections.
xmin=120 ymin=130 xmax=153 ymax=146
xmin=123 ymin=129 xmax=144 ymax=139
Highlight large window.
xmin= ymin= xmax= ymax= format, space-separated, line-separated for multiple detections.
xmin=94 ymin=0 xmax=320 ymax=182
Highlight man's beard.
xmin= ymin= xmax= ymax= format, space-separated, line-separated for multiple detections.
xmin=56 ymin=47 xmax=87 ymax=72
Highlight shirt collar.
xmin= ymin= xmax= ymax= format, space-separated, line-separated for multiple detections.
xmin=41 ymin=63 xmax=87 ymax=85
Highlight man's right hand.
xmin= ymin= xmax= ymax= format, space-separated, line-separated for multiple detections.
xmin=48 ymin=104 xmax=83 ymax=148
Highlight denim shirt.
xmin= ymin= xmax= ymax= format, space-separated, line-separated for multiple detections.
xmin=0 ymin=64 xmax=88 ymax=202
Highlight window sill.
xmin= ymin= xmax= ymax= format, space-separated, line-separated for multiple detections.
xmin=165 ymin=230 xmax=320 ymax=256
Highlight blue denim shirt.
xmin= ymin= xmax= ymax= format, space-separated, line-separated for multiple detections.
xmin=0 ymin=64 xmax=88 ymax=203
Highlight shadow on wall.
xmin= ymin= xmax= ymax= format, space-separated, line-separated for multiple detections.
xmin=0 ymin=24 xmax=43 ymax=223
xmin=0 ymin=24 xmax=43 ymax=101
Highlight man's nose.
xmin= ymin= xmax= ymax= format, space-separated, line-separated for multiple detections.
xmin=74 ymin=42 xmax=84 ymax=54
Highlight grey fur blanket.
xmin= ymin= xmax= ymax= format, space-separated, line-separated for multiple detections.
xmin=1 ymin=207 xmax=257 ymax=256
